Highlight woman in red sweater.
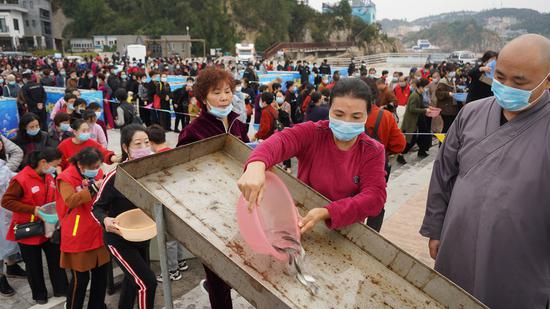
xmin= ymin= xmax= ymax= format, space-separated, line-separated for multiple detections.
xmin=238 ymin=78 xmax=387 ymax=233
xmin=57 ymin=119 xmax=121 ymax=170
xmin=254 ymin=92 xmax=279 ymax=141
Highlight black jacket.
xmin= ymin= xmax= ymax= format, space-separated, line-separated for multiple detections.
xmin=93 ymin=171 xmax=138 ymax=227
xmin=21 ymin=82 xmax=46 ymax=108
xmin=466 ymin=66 xmax=494 ymax=103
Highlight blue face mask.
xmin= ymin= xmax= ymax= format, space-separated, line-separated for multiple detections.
xmin=27 ymin=128 xmax=40 ymax=136
xmin=60 ymin=123 xmax=71 ymax=132
xmin=43 ymin=166 xmax=56 ymax=175
xmin=329 ymin=117 xmax=365 ymax=142
xmin=9 ymin=81 xmax=16 ymax=85
xmin=491 ymin=75 xmax=549 ymax=112
xmin=207 ymin=102 xmax=233 ymax=118
xmin=67 ymin=103 xmax=75 ymax=110
xmin=78 ymin=133 xmax=91 ymax=141
xmin=82 ymin=168 xmax=99 ymax=179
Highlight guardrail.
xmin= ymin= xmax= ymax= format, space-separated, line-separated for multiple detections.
xmin=263 ymin=41 xmax=354 ymax=60
xmin=324 ymin=52 xmax=441 ymax=67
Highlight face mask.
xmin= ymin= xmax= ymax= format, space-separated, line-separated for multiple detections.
xmin=95 ymin=112 xmax=101 ymax=119
xmin=399 ymin=82 xmax=406 ymax=87
xmin=130 ymin=147 xmax=152 ymax=159
xmin=235 ymin=86 xmax=242 ymax=92
xmin=448 ymin=72 xmax=456 ymax=78
xmin=329 ymin=116 xmax=365 ymax=142
xmin=433 ymin=78 xmax=440 ymax=83
xmin=9 ymin=81 xmax=16 ymax=85
xmin=87 ymin=74 xmax=94 ymax=79
xmin=43 ymin=166 xmax=56 ymax=175
xmin=276 ymin=97 xmax=284 ymax=104
xmin=60 ymin=123 xmax=70 ymax=131
xmin=161 ymin=77 xmax=167 ymax=82
xmin=67 ymin=103 xmax=75 ymax=110
xmin=78 ymin=133 xmax=91 ymax=141
xmin=491 ymin=75 xmax=549 ymax=112
xmin=121 ymin=74 xmax=127 ymax=79
xmin=60 ymin=71 xmax=66 ymax=76
xmin=27 ymin=128 xmax=40 ymax=136
xmin=207 ymin=102 xmax=233 ymax=118
xmin=0 ymin=79 xmax=4 ymax=84
xmin=82 ymin=168 xmax=99 ymax=179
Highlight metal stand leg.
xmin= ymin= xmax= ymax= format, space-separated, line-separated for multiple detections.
xmin=155 ymin=202 xmax=174 ymax=309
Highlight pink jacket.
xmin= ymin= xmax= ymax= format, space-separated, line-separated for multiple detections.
xmin=246 ymin=121 xmax=387 ymax=229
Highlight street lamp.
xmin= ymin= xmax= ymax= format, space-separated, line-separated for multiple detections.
xmin=186 ymin=26 xmax=190 ymax=37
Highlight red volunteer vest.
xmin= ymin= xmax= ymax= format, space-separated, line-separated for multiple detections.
xmin=56 ymin=165 xmax=105 ymax=253
xmin=8 ymin=166 xmax=55 ymax=245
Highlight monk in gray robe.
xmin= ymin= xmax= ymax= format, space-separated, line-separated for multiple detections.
xmin=420 ymin=34 xmax=550 ymax=309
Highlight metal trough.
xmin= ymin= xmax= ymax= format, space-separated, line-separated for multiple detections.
xmin=114 ymin=134 xmax=487 ymax=309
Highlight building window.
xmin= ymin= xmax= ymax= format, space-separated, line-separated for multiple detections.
xmin=30 ymin=1 xmax=33 ymax=9
xmin=32 ymin=20 xmax=36 ymax=28
xmin=0 ymin=19 xmax=7 ymax=33
xmin=39 ymin=9 xmax=50 ymax=19
xmin=13 ymin=19 xmax=19 ymax=31
xmin=25 ymin=20 xmax=29 ymax=27
xmin=42 ymin=21 xmax=51 ymax=35
xmin=23 ymin=1 xmax=27 ymax=7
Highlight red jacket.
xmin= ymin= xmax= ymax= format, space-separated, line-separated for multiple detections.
xmin=56 ymin=165 xmax=105 ymax=253
xmin=394 ymin=85 xmax=411 ymax=106
xmin=365 ymin=105 xmax=406 ymax=156
xmin=58 ymin=138 xmax=114 ymax=170
xmin=301 ymin=95 xmax=312 ymax=113
xmin=8 ymin=166 xmax=55 ymax=245
xmin=256 ymin=106 xmax=278 ymax=140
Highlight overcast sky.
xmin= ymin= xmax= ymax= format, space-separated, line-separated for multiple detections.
xmin=308 ymin=0 xmax=550 ymax=21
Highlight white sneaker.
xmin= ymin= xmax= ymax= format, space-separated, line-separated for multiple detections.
xmin=178 ymin=260 xmax=189 ymax=271
xmin=199 ymin=279 xmax=208 ymax=294
xmin=156 ymin=270 xmax=182 ymax=282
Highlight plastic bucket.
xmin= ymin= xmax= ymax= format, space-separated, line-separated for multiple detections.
xmin=236 ymin=171 xmax=301 ymax=261
xmin=38 ymin=202 xmax=58 ymax=224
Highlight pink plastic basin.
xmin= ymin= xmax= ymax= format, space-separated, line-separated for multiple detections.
xmin=236 ymin=171 xmax=301 ymax=261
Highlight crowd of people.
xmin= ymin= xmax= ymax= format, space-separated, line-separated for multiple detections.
xmin=0 ymin=33 xmax=548 ymax=309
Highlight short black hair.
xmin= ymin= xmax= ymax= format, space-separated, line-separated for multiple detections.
xmin=74 ymin=98 xmax=87 ymax=108
xmin=146 ymin=124 xmax=166 ymax=144
xmin=64 ymin=93 xmax=77 ymax=102
xmin=69 ymin=147 xmax=104 ymax=166
xmin=114 ymin=88 xmax=128 ymax=102
xmin=82 ymin=110 xmax=97 ymax=121
xmin=71 ymin=119 xmax=87 ymax=131
xmin=260 ymin=92 xmax=274 ymax=105
xmin=28 ymin=148 xmax=62 ymax=169
xmin=329 ymin=78 xmax=373 ymax=111
xmin=272 ymin=82 xmax=281 ymax=91
xmin=53 ymin=112 xmax=71 ymax=126
xmin=87 ymin=102 xmax=101 ymax=111
xmin=417 ymin=78 xmax=430 ymax=88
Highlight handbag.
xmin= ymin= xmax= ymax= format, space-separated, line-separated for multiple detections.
xmin=14 ymin=221 xmax=45 ymax=240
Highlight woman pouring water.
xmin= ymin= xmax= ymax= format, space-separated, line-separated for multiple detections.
xmin=238 ymin=78 xmax=387 ymax=233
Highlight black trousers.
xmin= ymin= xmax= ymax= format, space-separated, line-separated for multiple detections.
xmin=366 ymin=160 xmax=392 ymax=232
xmin=159 ymin=110 xmax=171 ymax=131
xmin=403 ymin=115 xmax=432 ymax=154
xmin=139 ymin=106 xmax=151 ymax=127
xmin=441 ymin=114 xmax=457 ymax=133
xmin=203 ymin=264 xmax=232 ymax=309
xmin=19 ymin=241 xmax=69 ymax=301
xmin=174 ymin=111 xmax=189 ymax=131
xmin=105 ymin=234 xmax=156 ymax=309
xmin=66 ymin=263 xmax=109 ymax=309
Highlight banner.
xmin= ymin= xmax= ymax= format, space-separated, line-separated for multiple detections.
xmin=0 ymin=98 xmax=19 ymax=138
xmin=44 ymin=87 xmax=105 ymax=121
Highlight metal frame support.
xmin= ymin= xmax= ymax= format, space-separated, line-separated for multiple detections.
xmin=154 ymin=202 xmax=173 ymax=309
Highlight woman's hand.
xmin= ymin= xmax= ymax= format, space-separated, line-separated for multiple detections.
xmin=299 ymin=208 xmax=330 ymax=234
xmin=104 ymin=217 xmax=121 ymax=235
xmin=94 ymin=178 xmax=104 ymax=189
xmin=479 ymin=66 xmax=491 ymax=73
xmin=33 ymin=207 xmax=42 ymax=220
xmin=111 ymin=154 xmax=122 ymax=163
xmin=237 ymin=161 xmax=266 ymax=211
xmin=428 ymin=239 xmax=441 ymax=260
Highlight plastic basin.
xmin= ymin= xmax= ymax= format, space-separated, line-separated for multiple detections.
xmin=236 ymin=171 xmax=301 ymax=261
xmin=453 ymin=92 xmax=468 ymax=102
xmin=115 ymin=209 xmax=157 ymax=242
xmin=38 ymin=202 xmax=58 ymax=224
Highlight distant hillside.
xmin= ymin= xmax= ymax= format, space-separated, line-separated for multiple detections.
xmin=52 ymin=0 xmax=398 ymax=55
xmin=402 ymin=20 xmax=503 ymax=52
xmin=381 ymin=8 xmax=549 ymax=51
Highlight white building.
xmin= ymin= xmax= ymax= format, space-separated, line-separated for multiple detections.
xmin=69 ymin=38 xmax=94 ymax=52
xmin=92 ymin=35 xmax=118 ymax=50
xmin=0 ymin=0 xmax=57 ymax=50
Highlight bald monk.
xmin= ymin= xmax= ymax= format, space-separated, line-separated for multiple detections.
xmin=420 ymin=34 xmax=550 ymax=309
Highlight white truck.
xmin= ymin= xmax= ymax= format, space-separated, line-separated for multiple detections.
xmin=235 ymin=42 xmax=255 ymax=64
xmin=126 ymin=44 xmax=147 ymax=64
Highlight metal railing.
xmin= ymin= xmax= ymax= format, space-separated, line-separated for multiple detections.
xmin=324 ymin=52 xmax=438 ymax=67
xmin=263 ymin=41 xmax=354 ymax=59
